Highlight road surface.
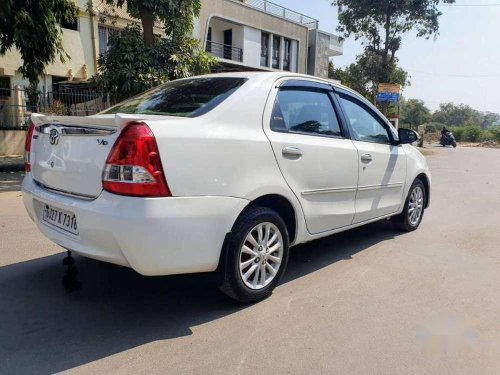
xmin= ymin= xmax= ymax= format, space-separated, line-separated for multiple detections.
xmin=0 ymin=146 xmax=499 ymax=374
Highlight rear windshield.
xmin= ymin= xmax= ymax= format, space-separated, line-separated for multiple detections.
xmin=102 ymin=77 xmax=247 ymax=117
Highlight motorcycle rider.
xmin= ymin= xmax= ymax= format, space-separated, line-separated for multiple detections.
xmin=441 ymin=126 xmax=449 ymax=136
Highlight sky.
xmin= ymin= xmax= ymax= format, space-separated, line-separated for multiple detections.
xmin=278 ymin=0 xmax=500 ymax=113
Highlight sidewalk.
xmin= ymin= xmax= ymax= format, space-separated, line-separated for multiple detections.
xmin=0 ymin=156 xmax=24 ymax=172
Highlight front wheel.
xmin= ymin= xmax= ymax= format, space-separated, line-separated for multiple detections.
xmin=452 ymin=141 xmax=457 ymax=148
xmin=219 ymin=206 xmax=289 ymax=303
xmin=392 ymin=179 xmax=426 ymax=232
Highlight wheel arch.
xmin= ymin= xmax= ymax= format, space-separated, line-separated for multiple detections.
xmin=416 ymin=173 xmax=430 ymax=208
xmin=241 ymin=194 xmax=297 ymax=244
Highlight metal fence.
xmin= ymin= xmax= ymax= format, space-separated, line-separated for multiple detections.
xmin=206 ymin=41 xmax=243 ymax=62
xmin=0 ymin=85 xmax=111 ymax=130
xmin=239 ymin=0 xmax=319 ymax=28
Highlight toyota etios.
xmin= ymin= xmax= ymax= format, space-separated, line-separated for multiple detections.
xmin=22 ymin=72 xmax=430 ymax=303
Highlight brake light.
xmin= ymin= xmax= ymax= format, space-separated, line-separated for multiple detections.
xmin=24 ymin=122 xmax=36 ymax=172
xmin=102 ymin=122 xmax=171 ymax=197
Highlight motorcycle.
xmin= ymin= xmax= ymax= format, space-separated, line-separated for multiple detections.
xmin=440 ymin=131 xmax=457 ymax=148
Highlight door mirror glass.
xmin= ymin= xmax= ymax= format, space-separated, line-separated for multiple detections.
xmin=398 ymin=128 xmax=419 ymax=144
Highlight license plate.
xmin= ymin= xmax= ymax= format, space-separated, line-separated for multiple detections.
xmin=42 ymin=203 xmax=79 ymax=236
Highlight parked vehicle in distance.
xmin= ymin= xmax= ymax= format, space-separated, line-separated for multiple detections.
xmin=22 ymin=72 xmax=431 ymax=303
xmin=440 ymin=130 xmax=457 ymax=148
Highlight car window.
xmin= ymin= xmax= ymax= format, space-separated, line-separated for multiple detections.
xmin=271 ymin=89 xmax=342 ymax=137
xmin=102 ymin=77 xmax=247 ymax=118
xmin=338 ymin=94 xmax=391 ymax=144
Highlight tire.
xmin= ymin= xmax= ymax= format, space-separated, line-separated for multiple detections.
xmin=219 ymin=206 xmax=289 ymax=303
xmin=452 ymin=141 xmax=457 ymax=148
xmin=392 ymin=179 xmax=426 ymax=232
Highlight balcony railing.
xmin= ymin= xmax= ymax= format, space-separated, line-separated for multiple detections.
xmin=235 ymin=0 xmax=318 ymax=29
xmin=206 ymin=41 xmax=243 ymax=62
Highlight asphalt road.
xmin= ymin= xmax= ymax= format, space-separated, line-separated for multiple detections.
xmin=0 ymin=146 xmax=499 ymax=374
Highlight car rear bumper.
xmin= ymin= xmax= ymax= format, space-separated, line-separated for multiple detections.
xmin=22 ymin=174 xmax=248 ymax=276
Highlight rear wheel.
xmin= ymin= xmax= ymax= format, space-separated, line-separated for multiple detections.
xmin=392 ymin=179 xmax=426 ymax=232
xmin=219 ymin=207 xmax=289 ymax=303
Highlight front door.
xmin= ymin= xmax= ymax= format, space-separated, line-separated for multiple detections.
xmin=336 ymin=90 xmax=407 ymax=223
xmin=264 ymin=81 xmax=359 ymax=234
xmin=223 ymin=29 xmax=232 ymax=59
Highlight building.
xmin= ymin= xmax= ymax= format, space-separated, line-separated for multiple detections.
xmin=196 ymin=0 xmax=342 ymax=77
xmin=0 ymin=0 xmax=342 ymax=88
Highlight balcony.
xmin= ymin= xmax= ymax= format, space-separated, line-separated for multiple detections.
xmin=235 ymin=0 xmax=318 ymax=29
xmin=206 ymin=41 xmax=243 ymax=62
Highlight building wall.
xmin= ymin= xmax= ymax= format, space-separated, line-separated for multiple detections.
xmin=243 ymin=26 xmax=262 ymax=68
xmin=197 ymin=0 xmax=309 ymax=74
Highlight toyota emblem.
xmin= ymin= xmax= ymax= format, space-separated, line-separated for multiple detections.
xmin=49 ymin=128 xmax=60 ymax=146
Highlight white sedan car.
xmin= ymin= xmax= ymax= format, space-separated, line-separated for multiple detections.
xmin=22 ymin=72 xmax=430 ymax=303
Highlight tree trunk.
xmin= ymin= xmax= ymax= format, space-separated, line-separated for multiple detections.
xmin=139 ymin=7 xmax=155 ymax=47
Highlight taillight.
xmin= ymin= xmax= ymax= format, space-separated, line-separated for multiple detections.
xmin=24 ymin=122 xmax=36 ymax=172
xmin=102 ymin=122 xmax=171 ymax=197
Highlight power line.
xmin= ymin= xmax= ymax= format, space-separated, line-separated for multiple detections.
xmin=440 ymin=3 xmax=500 ymax=6
xmin=409 ymin=70 xmax=500 ymax=78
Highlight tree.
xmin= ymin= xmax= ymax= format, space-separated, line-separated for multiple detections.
xmin=95 ymin=25 xmax=215 ymax=101
xmin=400 ymin=99 xmax=431 ymax=129
xmin=0 ymin=0 xmax=78 ymax=100
xmin=432 ymin=103 xmax=483 ymax=127
xmin=95 ymin=0 xmax=216 ymax=101
xmin=104 ymin=0 xmax=200 ymax=47
xmin=332 ymin=0 xmax=454 ymax=83
xmin=329 ymin=50 xmax=410 ymax=102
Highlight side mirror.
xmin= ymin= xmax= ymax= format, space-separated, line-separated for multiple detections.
xmin=397 ymin=128 xmax=419 ymax=144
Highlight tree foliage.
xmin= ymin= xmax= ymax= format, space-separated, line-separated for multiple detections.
xmin=400 ymin=98 xmax=431 ymax=128
xmin=95 ymin=25 xmax=216 ymax=101
xmin=332 ymin=0 xmax=454 ymax=83
xmin=104 ymin=0 xmax=200 ymax=46
xmin=329 ymin=51 xmax=410 ymax=102
xmin=0 ymin=0 xmax=78 ymax=92
xmin=432 ymin=103 xmax=500 ymax=129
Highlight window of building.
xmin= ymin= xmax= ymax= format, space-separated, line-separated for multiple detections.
xmin=261 ymin=32 xmax=270 ymax=67
xmin=61 ymin=18 xmax=78 ymax=31
xmin=0 ymin=77 xmax=11 ymax=99
xmin=272 ymin=35 xmax=281 ymax=69
xmin=338 ymin=94 xmax=390 ymax=144
xmin=283 ymin=38 xmax=291 ymax=71
xmin=206 ymin=27 xmax=212 ymax=53
xmin=98 ymin=25 xmax=119 ymax=56
xmin=271 ymin=89 xmax=342 ymax=137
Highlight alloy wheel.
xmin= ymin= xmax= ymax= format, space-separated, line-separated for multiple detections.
xmin=239 ymin=222 xmax=284 ymax=290
xmin=408 ymin=186 xmax=424 ymax=226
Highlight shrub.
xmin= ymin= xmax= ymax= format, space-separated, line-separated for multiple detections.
xmin=449 ymin=127 xmax=465 ymax=142
xmin=464 ymin=127 xmax=482 ymax=142
xmin=480 ymin=130 xmax=495 ymax=142
xmin=490 ymin=127 xmax=500 ymax=142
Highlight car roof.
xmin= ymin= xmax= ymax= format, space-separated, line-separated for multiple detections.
xmin=198 ymin=71 xmax=348 ymax=90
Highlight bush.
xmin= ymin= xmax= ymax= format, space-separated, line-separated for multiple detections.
xmin=464 ymin=127 xmax=482 ymax=142
xmin=480 ymin=130 xmax=495 ymax=142
xmin=490 ymin=127 xmax=500 ymax=142
xmin=449 ymin=127 xmax=465 ymax=142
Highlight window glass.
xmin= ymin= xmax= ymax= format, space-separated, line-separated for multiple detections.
xmin=261 ymin=33 xmax=269 ymax=67
xmin=272 ymin=36 xmax=281 ymax=69
xmin=271 ymin=89 xmax=342 ymax=137
xmin=338 ymin=94 xmax=390 ymax=144
xmin=103 ymin=77 xmax=247 ymax=117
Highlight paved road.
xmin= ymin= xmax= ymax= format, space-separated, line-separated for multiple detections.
xmin=0 ymin=146 xmax=499 ymax=374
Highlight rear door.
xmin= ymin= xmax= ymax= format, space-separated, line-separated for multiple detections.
xmin=264 ymin=80 xmax=359 ymax=234
xmin=335 ymin=89 xmax=406 ymax=223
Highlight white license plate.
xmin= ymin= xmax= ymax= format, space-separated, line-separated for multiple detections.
xmin=42 ymin=203 xmax=79 ymax=235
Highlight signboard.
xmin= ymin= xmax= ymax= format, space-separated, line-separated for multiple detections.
xmin=376 ymin=92 xmax=400 ymax=102
xmin=378 ymin=83 xmax=401 ymax=94
xmin=377 ymin=83 xmax=401 ymax=103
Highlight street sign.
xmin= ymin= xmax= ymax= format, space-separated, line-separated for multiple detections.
xmin=378 ymin=83 xmax=401 ymax=94
xmin=376 ymin=92 xmax=400 ymax=102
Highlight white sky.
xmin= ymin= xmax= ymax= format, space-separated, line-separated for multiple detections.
xmin=282 ymin=0 xmax=500 ymax=113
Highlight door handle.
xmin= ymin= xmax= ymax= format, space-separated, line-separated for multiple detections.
xmin=282 ymin=146 xmax=302 ymax=158
xmin=361 ymin=153 xmax=373 ymax=163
